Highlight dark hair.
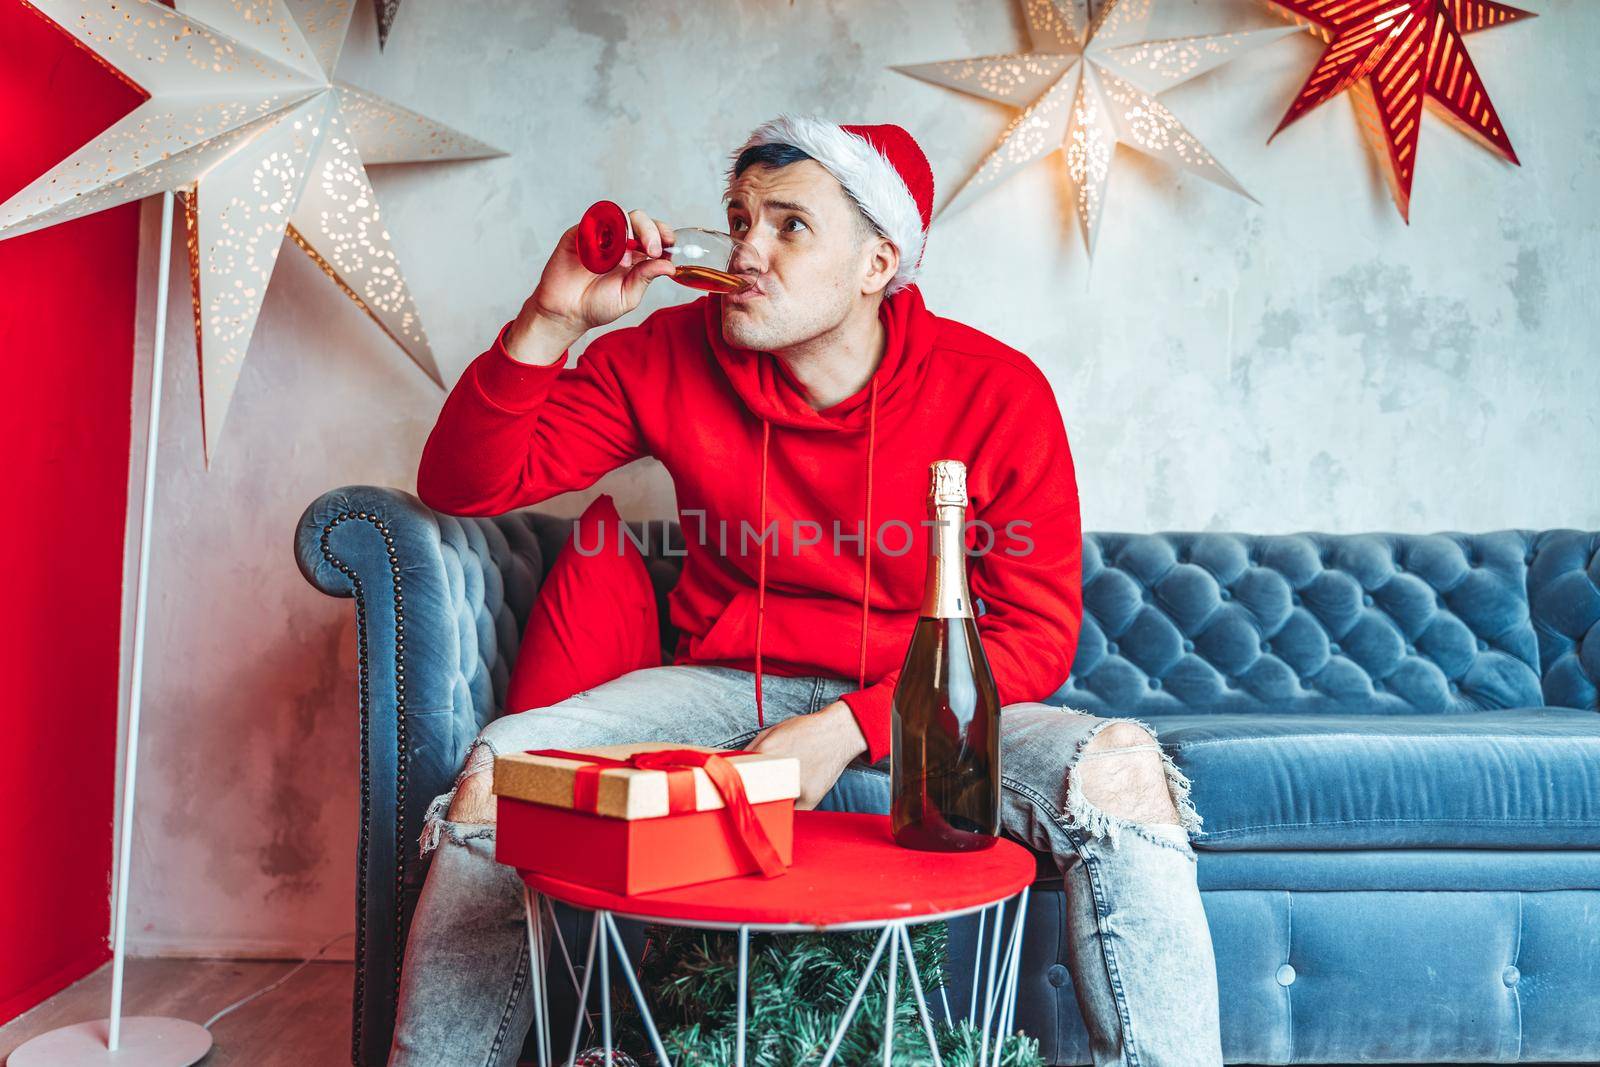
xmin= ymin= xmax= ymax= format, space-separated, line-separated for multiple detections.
xmin=732 ymin=141 xmax=816 ymax=177
xmin=729 ymin=142 xmax=879 ymax=242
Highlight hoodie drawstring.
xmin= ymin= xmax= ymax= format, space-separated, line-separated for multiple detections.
xmin=858 ymin=378 xmax=878 ymax=691
xmin=751 ymin=377 xmax=879 ymax=734
xmin=754 ymin=416 xmax=771 ymax=728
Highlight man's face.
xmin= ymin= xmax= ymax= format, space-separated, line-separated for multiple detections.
xmin=719 ymin=159 xmax=894 ymax=351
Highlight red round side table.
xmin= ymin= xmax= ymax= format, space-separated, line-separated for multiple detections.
xmin=514 ymin=810 xmax=1036 ymax=1067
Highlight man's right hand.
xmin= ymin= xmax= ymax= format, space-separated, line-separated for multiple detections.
xmin=504 ymin=208 xmax=678 ymax=365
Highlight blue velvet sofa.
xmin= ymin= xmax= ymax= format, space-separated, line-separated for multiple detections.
xmin=295 ymin=485 xmax=1600 ymax=1065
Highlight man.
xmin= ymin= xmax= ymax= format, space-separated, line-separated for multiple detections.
xmin=397 ymin=114 xmax=1222 ymax=1066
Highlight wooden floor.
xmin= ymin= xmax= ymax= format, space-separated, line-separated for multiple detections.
xmin=5 ymin=962 xmax=1549 ymax=1066
xmin=0 ymin=959 xmax=352 ymax=1066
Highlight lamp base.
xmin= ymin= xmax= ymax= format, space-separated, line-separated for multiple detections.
xmin=6 ymin=1017 xmax=212 ymax=1066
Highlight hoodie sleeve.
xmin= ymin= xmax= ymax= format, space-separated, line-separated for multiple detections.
xmin=416 ymin=318 xmax=648 ymax=516
xmin=839 ymin=380 xmax=1084 ymax=764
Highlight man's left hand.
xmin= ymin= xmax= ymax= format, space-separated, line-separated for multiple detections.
xmin=749 ymin=700 xmax=868 ymax=810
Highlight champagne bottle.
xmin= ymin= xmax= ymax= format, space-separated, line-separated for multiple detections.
xmin=890 ymin=459 xmax=1002 ymax=851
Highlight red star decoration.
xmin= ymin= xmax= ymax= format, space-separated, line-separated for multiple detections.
xmin=1267 ymin=0 xmax=1535 ymax=220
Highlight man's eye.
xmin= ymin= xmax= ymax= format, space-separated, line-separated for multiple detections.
xmin=785 ymin=217 xmax=808 ymax=232
xmin=731 ymin=218 xmax=748 ymax=232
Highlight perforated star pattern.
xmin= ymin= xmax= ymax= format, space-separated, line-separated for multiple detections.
xmin=0 ymin=0 xmax=504 ymax=464
xmin=894 ymin=0 xmax=1298 ymax=255
xmin=1266 ymin=0 xmax=1534 ymax=220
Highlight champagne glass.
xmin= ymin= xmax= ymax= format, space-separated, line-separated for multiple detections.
xmin=576 ymin=199 xmax=754 ymax=294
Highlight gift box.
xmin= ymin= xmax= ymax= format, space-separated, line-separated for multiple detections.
xmin=493 ymin=742 xmax=801 ymax=895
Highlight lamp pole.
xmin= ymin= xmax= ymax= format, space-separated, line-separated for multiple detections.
xmin=9 ymin=191 xmax=214 ymax=1066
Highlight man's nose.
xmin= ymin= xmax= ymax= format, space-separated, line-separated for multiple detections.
xmin=729 ymin=233 xmax=770 ymax=276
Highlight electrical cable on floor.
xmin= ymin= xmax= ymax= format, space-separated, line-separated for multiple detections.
xmin=201 ymin=930 xmax=355 ymax=1030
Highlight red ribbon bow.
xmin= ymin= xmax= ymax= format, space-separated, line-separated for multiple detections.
xmin=527 ymin=748 xmax=787 ymax=879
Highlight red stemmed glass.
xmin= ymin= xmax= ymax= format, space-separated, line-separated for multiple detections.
xmin=576 ymin=200 xmax=754 ymax=295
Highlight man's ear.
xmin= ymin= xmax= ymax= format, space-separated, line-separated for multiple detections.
xmin=861 ymin=236 xmax=899 ymax=298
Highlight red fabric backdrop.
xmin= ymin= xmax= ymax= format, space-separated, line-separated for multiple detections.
xmin=0 ymin=0 xmax=146 ymax=1024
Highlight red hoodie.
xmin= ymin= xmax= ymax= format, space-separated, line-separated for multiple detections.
xmin=416 ymin=283 xmax=1083 ymax=763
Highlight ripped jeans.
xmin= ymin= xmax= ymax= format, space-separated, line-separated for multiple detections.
xmin=390 ymin=664 xmax=1222 ymax=1067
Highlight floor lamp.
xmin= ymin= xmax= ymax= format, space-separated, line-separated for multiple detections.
xmin=10 ymin=191 xmax=214 ymax=1065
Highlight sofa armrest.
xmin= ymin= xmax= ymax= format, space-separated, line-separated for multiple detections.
xmin=295 ymin=487 xmax=691 ymax=1065
xmin=294 ymin=484 xmax=551 ymax=1066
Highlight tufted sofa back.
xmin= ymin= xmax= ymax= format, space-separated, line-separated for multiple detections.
xmin=1060 ymin=529 xmax=1599 ymax=718
xmin=441 ymin=516 xmax=1597 ymax=728
xmin=1528 ymin=530 xmax=1600 ymax=711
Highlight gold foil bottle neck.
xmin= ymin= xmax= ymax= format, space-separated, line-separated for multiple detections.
xmin=930 ymin=459 xmax=968 ymax=508
xmin=921 ymin=459 xmax=974 ymax=619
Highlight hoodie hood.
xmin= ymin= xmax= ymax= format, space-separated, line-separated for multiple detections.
xmin=699 ymin=282 xmax=940 ymax=728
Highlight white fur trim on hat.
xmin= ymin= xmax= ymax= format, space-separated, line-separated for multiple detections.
xmin=726 ymin=113 xmax=926 ymax=295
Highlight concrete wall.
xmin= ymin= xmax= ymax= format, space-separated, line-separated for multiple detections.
xmin=123 ymin=0 xmax=1595 ymax=955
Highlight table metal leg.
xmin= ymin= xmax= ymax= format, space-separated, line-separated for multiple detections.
xmin=736 ymin=925 xmax=750 ymax=1067
xmin=969 ymin=906 xmax=987 ymax=1025
xmin=567 ymin=912 xmax=601 ymax=1067
xmin=882 ymin=923 xmax=899 ymax=1066
xmin=601 ymin=913 xmax=674 ymax=1067
xmin=1001 ymin=890 xmax=1029 ymax=1054
xmin=817 ymin=925 xmax=894 ymax=1067
xmin=543 ymin=894 xmax=582 ymax=996
xmin=523 ymin=888 xmax=550 ymax=1067
xmin=989 ymin=889 xmax=1030 ymax=1067
xmin=979 ymin=898 xmax=1006 ymax=1066
xmin=897 ymin=925 xmax=945 ymax=1067
xmin=599 ymin=911 xmax=612 ymax=1067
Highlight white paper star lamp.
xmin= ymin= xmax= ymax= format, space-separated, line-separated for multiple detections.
xmin=894 ymin=0 xmax=1298 ymax=255
xmin=3 ymin=3 xmax=501 ymax=1063
xmin=0 ymin=0 xmax=504 ymax=466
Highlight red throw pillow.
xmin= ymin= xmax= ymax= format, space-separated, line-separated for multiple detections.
xmin=504 ymin=494 xmax=662 ymax=714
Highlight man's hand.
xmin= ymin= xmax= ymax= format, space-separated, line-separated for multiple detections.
xmin=749 ymin=700 xmax=869 ymax=810
xmin=504 ymin=208 xmax=679 ymax=365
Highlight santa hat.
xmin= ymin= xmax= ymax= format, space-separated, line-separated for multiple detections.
xmin=726 ymin=114 xmax=935 ymax=295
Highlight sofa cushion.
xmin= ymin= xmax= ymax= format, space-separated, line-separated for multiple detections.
xmin=1150 ymin=709 xmax=1600 ymax=850
xmin=1196 ymin=847 xmax=1600 ymax=892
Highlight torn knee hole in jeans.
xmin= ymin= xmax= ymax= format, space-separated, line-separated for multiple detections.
xmin=419 ymin=736 xmax=500 ymax=856
xmin=1064 ymin=715 xmax=1205 ymax=855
